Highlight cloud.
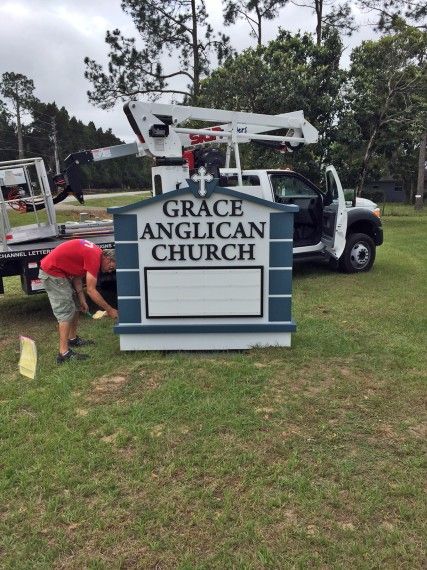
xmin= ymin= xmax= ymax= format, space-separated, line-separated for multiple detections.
xmin=0 ymin=0 xmax=377 ymax=146
xmin=0 ymin=0 xmax=136 ymax=141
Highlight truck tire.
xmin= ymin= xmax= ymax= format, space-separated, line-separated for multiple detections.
xmin=339 ymin=233 xmax=376 ymax=273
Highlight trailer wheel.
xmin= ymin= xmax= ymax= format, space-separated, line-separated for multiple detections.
xmin=339 ymin=233 xmax=376 ymax=273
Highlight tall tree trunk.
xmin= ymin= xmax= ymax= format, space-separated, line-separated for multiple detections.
xmin=191 ymin=0 xmax=200 ymax=103
xmin=356 ymin=127 xmax=378 ymax=197
xmin=255 ymin=5 xmax=262 ymax=46
xmin=51 ymin=116 xmax=60 ymax=174
xmin=16 ymin=99 xmax=24 ymax=159
xmin=415 ymin=129 xmax=426 ymax=210
xmin=315 ymin=0 xmax=323 ymax=45
xmin=409 ymin=179 xmax=414 ymax=204
xmin=356 ymin=95 xmax=391 ymax=197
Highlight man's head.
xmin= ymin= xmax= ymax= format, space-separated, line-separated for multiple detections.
xmin=101 ymin=249 xmax=116 ymax=273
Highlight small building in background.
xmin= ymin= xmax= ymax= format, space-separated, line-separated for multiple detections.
xmin=364 ymin=179 xmax=405 ymax=203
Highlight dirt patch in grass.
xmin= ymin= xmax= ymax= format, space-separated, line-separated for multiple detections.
xmin=53 ymin=486 xmax=225 ymax=569
xmin=0 ymin=337 xmax=11 ymax=349
xmin=56 ymin=537 xmax=151 ymax=569
xmin=117 ymin=446 xmax=136 ymax=460
xmin=408 ymin=422 xmax=427 ymax=439
xmin=374 ymin=422 xmax=405 ymax=442
xmin=336 ymin=521 xmax=356 ymax=531
xmin=149 ymin=424 xmax=165 ymax=438
xmin=138 ymin=368 xmax=163 ymax=391
xmin=303 ymin=377 xmax=336 ymax=395
xmin=106 ymin=367 xmax=167 ymax=403
xmin=100 ymin=429 xmax=126 ymax=444
xmin=86 ymin=374 xmax=127 ymax=403
xmin=280 ymin=424 xmax=304 ymax=438
xmin=339 ymin=366 xmax=354 ymax=378
xmin=266 ymin=358 xmax=382 ymax=398
xmin=255 ymin=406 xmax=276 ymax=414
xmin=84 ymin=366 xmax=165 ymax=406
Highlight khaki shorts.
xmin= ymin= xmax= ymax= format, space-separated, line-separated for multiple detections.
xmin=39 ymin=269 xmax=79 ymax=322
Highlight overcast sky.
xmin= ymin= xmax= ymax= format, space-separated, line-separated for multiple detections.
xmin=0 ymin=0 xmax=378 ymax=146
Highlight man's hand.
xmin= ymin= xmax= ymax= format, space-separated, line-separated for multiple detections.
xmin=79 ymin=299 xmax=89 ymax=313
xmin=86 ymin=272 xmax=118 ymax=320
xmin=106 ymin=307 xmax=118 ymax=319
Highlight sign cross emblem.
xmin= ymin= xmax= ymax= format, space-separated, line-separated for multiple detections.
xmin=191 ymin=166 xmax=213 ymax=197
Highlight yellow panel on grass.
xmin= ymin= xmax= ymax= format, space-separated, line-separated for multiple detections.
xmin=19 ymin=336 xmax=37 ymax=379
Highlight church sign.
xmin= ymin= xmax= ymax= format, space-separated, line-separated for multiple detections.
xmin=108 ymin=175 xmax=298 ymax=350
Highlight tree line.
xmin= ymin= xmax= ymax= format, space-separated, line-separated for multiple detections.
xmin=0 ymin=78 xmax=150 ymax=190
xmin=1 ymin=0 xmax=426 ymax=198
xmin=84 ymin=0 xmax=426 ymax=200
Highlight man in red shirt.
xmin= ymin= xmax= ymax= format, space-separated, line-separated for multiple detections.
xmin=39 ymin=239 xmax=118 ymax=363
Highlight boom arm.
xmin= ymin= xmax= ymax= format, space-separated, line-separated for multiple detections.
xmin=124 ymin=101 xmax=319 ymax=158
xmin=63 ymin=102 xmax=319 ymax=198
xmin=64 ymin=142 xmax=143 ymax=201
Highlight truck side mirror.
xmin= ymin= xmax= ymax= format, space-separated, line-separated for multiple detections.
xmin=344 ymin=188 xmax=356 ymax=207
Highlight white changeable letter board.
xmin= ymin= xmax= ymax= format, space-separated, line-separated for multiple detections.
xmin=145 ymin=267 xmax=263 ymax=318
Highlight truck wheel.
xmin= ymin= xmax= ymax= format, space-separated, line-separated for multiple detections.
xmin=339 ymin=233 xmax=376 ymax=273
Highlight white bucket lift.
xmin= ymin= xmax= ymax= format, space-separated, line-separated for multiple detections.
xmin=0 ymin=157 xmax=58 ymax=245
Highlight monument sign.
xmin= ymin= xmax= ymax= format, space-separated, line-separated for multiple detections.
xmin=108 ymin=175 xmax=298 ymax=350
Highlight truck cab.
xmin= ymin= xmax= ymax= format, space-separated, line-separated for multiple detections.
xmin=218 ymin=166 xmax=383 ymax=273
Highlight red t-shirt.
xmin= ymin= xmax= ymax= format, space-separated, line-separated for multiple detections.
xmin=41 ymin=239 xmax=102 ymax=278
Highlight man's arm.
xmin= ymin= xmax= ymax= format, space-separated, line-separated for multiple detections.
xmin=71 ymin=276 xmax=89 ymax=313
xmin=85 ymin=272 xmax=118 ymax=319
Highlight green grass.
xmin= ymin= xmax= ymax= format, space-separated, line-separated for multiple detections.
xmin=0 ymin=213 xmax=426 ymax=568
xmin=6 ymin=209 xmax=101 ymax=227
xmin=6 ymin=193 xmax=146 ymax=228
xmin=68 ymin=192 xmax=149 ymax=209
xmin=379 ymin=202 xmax=427 ymax=217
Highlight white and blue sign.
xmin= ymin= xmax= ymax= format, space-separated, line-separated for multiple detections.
xmin=108 ymin=175 xmax=298 ymax=350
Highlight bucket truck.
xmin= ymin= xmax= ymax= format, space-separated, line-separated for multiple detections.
xmin=0 ymin=101 xmax=383 ymax=297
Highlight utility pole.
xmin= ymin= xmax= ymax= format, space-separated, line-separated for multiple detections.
xmin=415 ymin=130 xmax=426 ymax=210
xmin=16 ymin=97 xmax=24 ymax=159
xmin=51 ymin=116 xmax=60 ymax=174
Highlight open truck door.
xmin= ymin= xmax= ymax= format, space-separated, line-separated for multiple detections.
xmin=321 ymin=165 xmax=347 ymax=260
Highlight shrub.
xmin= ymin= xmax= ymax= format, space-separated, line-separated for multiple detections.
xmin=361 ymin=190 xmax=385 ymax=203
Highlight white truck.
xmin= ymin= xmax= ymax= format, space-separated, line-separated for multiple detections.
xmin=115 ymin=102 xmax=383 ymax=272
xmin=64 ymin=101 xmax=383 ymax=273
xmin=0 ymin=102 xmax=383 ymax=298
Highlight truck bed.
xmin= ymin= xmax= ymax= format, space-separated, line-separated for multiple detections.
xmin=0 ymin=233 xmax=115 ymax=295
xmin=0 ymin=233 xmax=115 ymax=260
